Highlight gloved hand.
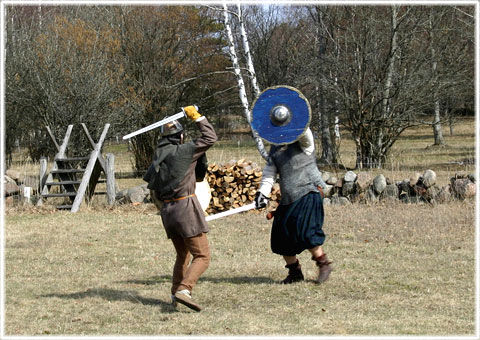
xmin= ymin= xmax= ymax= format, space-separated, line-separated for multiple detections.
xmin=317 ymin=186 xmax=325 ymax=198
xmin=254 ymin=191 xmax=268 ymax=209
xmin=183 ymin=105 xmax=202 ymax=121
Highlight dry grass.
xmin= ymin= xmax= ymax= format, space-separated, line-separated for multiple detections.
xmin=3 ymin=116 xmax=477 ymax=336
xmin=4 ymin=199 xmax=476 ymax=336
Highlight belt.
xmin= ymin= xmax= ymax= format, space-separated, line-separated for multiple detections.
xmin=163 ymin=194 xmax=196 ymax=203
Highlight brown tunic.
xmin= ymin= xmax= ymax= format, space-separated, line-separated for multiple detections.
xmin=160 ymin=118 xmax=217 ymax=239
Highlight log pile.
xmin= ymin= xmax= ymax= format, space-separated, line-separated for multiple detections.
xmin=205 ymin=159 xmax=280 ymax=214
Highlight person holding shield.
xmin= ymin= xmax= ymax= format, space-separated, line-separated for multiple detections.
xmin=252 ymin=86 xmax=333 ymax=284
xmin=143 ymin=105 xmax=217 ymax=311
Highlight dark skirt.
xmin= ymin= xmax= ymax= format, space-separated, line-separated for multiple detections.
xmin=271 ymin=191 xmax=325 ymax=256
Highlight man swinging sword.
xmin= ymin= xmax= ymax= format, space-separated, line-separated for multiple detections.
xmin=126 ymin=105 xmax=217 ymax=312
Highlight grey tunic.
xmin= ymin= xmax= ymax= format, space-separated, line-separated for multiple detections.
xmin=155 ymin=118 xmax=217 ymax=239
xmin=269 ymin=142 xmax=326 ymax=205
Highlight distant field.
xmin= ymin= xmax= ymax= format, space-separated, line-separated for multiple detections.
xmin=111 ymin=117 xmax=475 ymax=192
xmin=7 ymin=117 xmax=475 ymax=190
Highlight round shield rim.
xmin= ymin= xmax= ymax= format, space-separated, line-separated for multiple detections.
xmin=251 ymin=85 xmax=311 ymax=145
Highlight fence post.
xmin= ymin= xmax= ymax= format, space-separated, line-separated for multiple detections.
xmin=106 ymin=153 xmax=116 ymax=206
xmin=37 ymin=157 xmax=47 ymax=206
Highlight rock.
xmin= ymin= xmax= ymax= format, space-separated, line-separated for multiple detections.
xmin=454 ymin=171 xmax=467 ymax=178
xmin=323 ymin=184 xmax=334 ymax=197
xmin=386 ymin=177 xmax=393 ymax=185
xmin=398 ymin=180 xmax=411 ymax=195
xmin=330 ymin=195 xmax=350 ymax=206
xmin=4 ymin=182 xmax=19 ymax=196
xmin=435 ymin=185 xmax=452 ymax=203
xmin=321 ymin=171 xmax=331 ymax=183
xmin=5 ymin=170 xmax=21 ymax=182
xmin=342 ymin=182 xmax=356 ymax=197
xmin=423 ymin=169 xmax=436 ymax=188
xmin=335 ymin=178 xmax=343 ymax=188
xmin=373 ymin=174 xmax=387 ymax=194
xmin=356 ymin=172 xmax=372 ymax=192
xmin=344 ymin=171 xmax=357 ymax=183
xmin=323 ymin=198 xmax=331 ymax=205
xmin=127 ymin=185 xmax=149 ymax=203
xmin=410 ymin=173 xmax=421 ymax=186
xmin=115 ymin=188 xmax=128 ymax=203
xmin=4 ymin=175 xmax=16 ymax=185
xmin=414 ymin=184 xmax=427 ymax=196
xmin=116 ymin=184 xmax=149 ymax=204
xmin=329 ymin=195 xmax=339 ymax=205
xmin=468 ymin=173 xmax=475 ymax=183
xmin=452 ymin=178 xmax=476 ymax=200
xmin=326 ymin=176 xmax=337 ymax=186
xmin=381 ymin=184 xmax=399 ymax=200
xmin=424 ymin=185 xmax=441 ymax=202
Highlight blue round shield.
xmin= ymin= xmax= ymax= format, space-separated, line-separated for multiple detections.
xmin=251 ymin=86 xmax=311 ymax=145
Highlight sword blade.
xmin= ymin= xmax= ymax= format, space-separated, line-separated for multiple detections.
xmin=205 ymin=203 xmax=256 ymax=221
xmin=123 ymin=111 xmax=185 ymax=140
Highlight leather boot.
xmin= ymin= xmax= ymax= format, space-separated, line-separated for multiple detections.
xmin=282 ymin=260 xmax=304 ymax=284
xmin=313 ymin=254 xmax=332 ymax=283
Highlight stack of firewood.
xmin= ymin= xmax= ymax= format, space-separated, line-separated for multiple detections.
xmin=206 ymin=159 xmax=280 ymax=214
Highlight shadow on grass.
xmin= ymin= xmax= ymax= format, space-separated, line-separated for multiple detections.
xmin=41 ymin=288 xmax=176 ymax=313
xmin=119 ymin=275 xmax=275 ymax=286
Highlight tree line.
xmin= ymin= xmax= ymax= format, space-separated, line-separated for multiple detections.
xmin=5 ymin=4 xmax=475 ymax=169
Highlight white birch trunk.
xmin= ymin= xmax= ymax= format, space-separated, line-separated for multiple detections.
xmin=237 ymin=4 xmax=261 ymax=98
xmin=429 ymin=12 xmax=445 ymax=145
xmin=223 ymin=4 xmax=268 ymax=160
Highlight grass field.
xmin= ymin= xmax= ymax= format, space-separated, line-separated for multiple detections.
xmin=4 ymin=201 xmax=476 ymax=336
xmin=3 ymin=117 xmax=478 ymax=337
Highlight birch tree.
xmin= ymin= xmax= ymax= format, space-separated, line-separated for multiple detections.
xmin=237 ymin=4 xmax=261 ymax=98
xmin=222 ymin=3 xmax=268 ymax=160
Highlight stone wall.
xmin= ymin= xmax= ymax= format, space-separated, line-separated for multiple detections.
xmin=114 ymin=168 xmax=475 ymax=209
xmin=5 ymin=166 xmax=475 ymax=209
xmin=320 ymin=169 xmax=475 ymax=206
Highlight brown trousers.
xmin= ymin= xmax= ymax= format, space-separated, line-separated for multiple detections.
xmin=170 ymin=232 xmax=210 ymax=295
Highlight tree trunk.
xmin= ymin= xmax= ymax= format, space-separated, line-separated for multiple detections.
xmin=313 ymin=9 xmax=338 ymax=166
xmin=237 ymin=4 xmax=261 ymax=98
xmin=319 ymin=90 xmax=336 ymax=165
xmin=433 ymin=99 xmax=445 ymax=145
xmin=430 ymin=10 xmax=445 ymax=146
xmin=354 ymin=130 xmax=385 ymax=169
xmin=377 ymin=6 xmax=398 ymax=152
xmin=223 ymin=4 xmax=268 ymax=160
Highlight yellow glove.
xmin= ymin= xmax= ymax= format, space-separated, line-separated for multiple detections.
xmin=184 ymin=105 xmax=202 ymax=121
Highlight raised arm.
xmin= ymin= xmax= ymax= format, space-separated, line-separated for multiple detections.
xmin=184 ymin=106 xmax=218 ymax=159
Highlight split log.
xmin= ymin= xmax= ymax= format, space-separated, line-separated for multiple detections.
xmin=206 ymin=159 xmax=280 ymax=214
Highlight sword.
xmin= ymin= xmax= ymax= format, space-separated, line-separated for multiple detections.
xmin=205 ymin=203 xmax=256 ymax=221
xmin=122 ymin=105 xmax=198 ymax=140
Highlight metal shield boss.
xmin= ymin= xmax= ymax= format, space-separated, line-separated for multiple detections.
xmin=251 ymin=86 xmax=311 ymax=145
